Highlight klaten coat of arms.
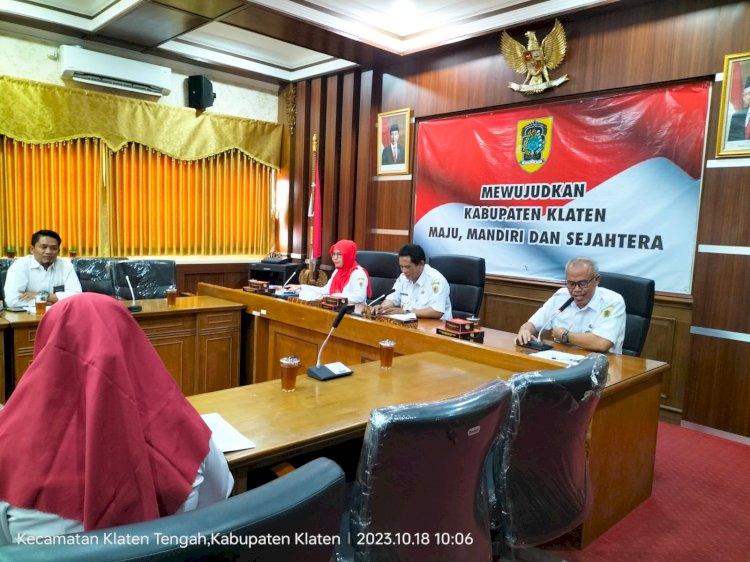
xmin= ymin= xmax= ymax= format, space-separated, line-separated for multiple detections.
xmin=500 ymin=19 xmax=569 ymax=94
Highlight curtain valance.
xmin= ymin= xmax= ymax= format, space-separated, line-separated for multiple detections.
xmin=0 ymin=75 xmax=282 ymax=168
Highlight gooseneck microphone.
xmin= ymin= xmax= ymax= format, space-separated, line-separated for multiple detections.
xmin=315 ymin=306 xmax=348 ymax=366
xmin=281 ymin=263 xmax=306 ymax=288
xmin=366 ymin=293 xmax=386 ymax=307
xmin=520 ymin=296 xmax=574 ymax=351
xmin=125 ymin=275 xmax=142 ymax=312
xmin=307 ymin=305 xmax=353 ymax=380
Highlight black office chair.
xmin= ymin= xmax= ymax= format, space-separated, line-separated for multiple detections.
xmin=487 ymin=354 xmax=608 ymax=556
xmin=598 ymin=271 xmax=655 ymax=356
xmin=337 ymin=379 xmax=512 ymax=562
xmin=429 ymin=254 xmax=486 ymax=319
xmin=72 ymin=257 xmax=128 ymax=296
xmin=0 ymin=257 xmax=13 ymax=301
xmin=355 ymin=250 xmax=400 ymax=303
xmin=112 ymin=259 xmax=177 ymax=299
xmin=0 ymin=457 xmax=345 ymax=562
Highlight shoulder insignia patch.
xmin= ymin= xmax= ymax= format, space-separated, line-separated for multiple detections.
xmin=601 ymin=306 xmax=613 ymax=318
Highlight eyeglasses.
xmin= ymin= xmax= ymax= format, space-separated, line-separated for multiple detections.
xmin=566 ymin=275 xmax=598 ymax=290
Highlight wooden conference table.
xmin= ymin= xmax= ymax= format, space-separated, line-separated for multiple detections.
xmin=191 ymin=283 xmax=670 ymax=548
xmin=1 ymin=295 xmax=243 ymax=401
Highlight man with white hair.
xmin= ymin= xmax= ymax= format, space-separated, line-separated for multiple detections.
xmin=516 ymin=256 xmax=626 ymax=353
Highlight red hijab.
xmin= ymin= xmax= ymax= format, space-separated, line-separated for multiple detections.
xmin=0 ymin=293 xmax=211 ymax=531
xmin=329 ymin=239 xmax=371 ymax=298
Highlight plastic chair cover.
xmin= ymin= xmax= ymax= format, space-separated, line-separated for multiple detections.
xmin=112 ymin=259 xmax=177 ymax=300
xmin=491 ymin=353 xmax=608 ymax=548
xmin=342 ymin=379 xmax=511 ymax=562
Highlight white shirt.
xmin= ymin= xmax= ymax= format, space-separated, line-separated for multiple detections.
xmin=0 ymin=437 xmax=233 ymax=545
xmin=528 ymin=286 xmax=626 ymax=354
xmin=387 ymin=263 xmax=452 ymax=320
xmin=303 ymin=266 xmax=369 ymax=304
xmin=3 ymin=255 xmax=82 ymax=309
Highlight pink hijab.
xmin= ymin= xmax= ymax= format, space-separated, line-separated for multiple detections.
xmin=0 ymin=293 xmax=211 ymax=530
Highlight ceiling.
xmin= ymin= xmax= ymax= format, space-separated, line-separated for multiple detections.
xmin=0 ymin=0 xmax=619 ymax=86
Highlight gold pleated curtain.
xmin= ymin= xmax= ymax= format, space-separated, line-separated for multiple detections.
xmin=0 ymin=76 xmax=281 ymax=257
xmin=109 ymin=145 xmax=273 ymax=256
xmin=0 ymin=137 xmax=102 ymax=255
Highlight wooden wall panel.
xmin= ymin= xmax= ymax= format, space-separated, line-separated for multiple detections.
xmin=692 ymin=253 xmax=750 ymax=333
xmin=647 ymin=298 xmax=693 ymax=415
xmin=177 ymin=263 xmax=250 ymax=293
xmin=369 ymin=233 xmax=409 ymax=251
xmin=322 ymin=74 xmax=340 ymax=256
xmin=684 ymin=335 xmax=750 ymax=435
xmin=338 ymin=72 xmax=358 ymax=242
xmin=354 ymin=70 xmax=376 ymax=247
xmin=696 ymin=168 xmax=750 ymax=245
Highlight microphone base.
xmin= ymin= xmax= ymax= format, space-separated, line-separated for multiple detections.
xmin=127 ymin=304 xmax=143 ymax=312
xmin=307 ymin=362 xmax=353 ymax=381
xmin=519 ymin=339 xmax=553 ymax=352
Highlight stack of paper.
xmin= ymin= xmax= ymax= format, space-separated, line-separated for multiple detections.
xmin=201 ymin=413 xmax=255 ymax=452
xmin=529 ymin=349 xmax=584 ymax=366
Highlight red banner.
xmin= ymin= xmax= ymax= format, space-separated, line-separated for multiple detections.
xmin=413 ymin=83 xmax=710 ymax=293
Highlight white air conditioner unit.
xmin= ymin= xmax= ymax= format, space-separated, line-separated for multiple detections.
xmin=58 ymin=45 xmax=171 ymax=97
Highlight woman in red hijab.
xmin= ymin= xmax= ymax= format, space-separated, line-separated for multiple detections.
xmin=0 ymin=293 xmax=233 ymax=544
xmin=290 ymin=239 xmax=371 ymax=303
xmin=327 ymin=239 xmax=371 ymax=301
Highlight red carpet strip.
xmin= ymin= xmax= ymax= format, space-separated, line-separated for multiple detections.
xmin=549 ymin=421 xmax=750 ymax=562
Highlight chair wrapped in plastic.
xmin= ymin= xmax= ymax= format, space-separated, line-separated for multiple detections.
xmin=72 ymin=257 xmax=128 ymax=296
xmin=337 ymin=379 xmax=512 ymax=562
xmin=112 ymin=259 xmax=177 ymax=300
xmin=488 ymin=353 xmax=608 ymax=554
xmin=0 ymin=258 xmax=13 ymax=301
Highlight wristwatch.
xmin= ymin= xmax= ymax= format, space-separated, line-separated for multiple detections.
xmin=561 ymin=330 xmax=570 ymax=344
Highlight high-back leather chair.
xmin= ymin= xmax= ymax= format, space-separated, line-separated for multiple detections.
xmin=355 ymin=250 xmax=400 ymax=303
xmin=338 ymin=379 xmax=512 ymax=562
xmin=0 ymin=258 xmax=13 ymax=301
xmin=0 ymin=457 xmax=345 ymax=562
xmin=72 ymin=257 xmax=128 ymax=296
xmin=428 ymin=254 xmax=486 ymax=319
xmin=488 ymin=354 xmax=608 ymax=553
xmin=598 ymin=271 xmax=655 ymax=356
xmin=112 ymin=259 xmax=177 ymax=299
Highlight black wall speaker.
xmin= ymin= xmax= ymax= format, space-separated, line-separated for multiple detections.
xmin=187 ymin=75 xmax=215 ymax=109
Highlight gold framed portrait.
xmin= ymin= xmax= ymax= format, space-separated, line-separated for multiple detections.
xmin=716 ymin=51 xmax=750 ymax=157
xmin=377 ymin=108 xmax=412 ymax=175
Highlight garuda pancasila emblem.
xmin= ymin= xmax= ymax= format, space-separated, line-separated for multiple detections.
xmin=500 ymin=19 xmax=569 ymax=94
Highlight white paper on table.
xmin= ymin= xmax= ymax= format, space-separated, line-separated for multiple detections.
xmin=386 ymin=312 xmax=417 ymax=322
xmin=201 ymin=413 xmax=256 ymax=452
xmin=298 ymin=285 xmax=323 ymax=301
xmin=529 ymin=349 xmax=584 ymax=366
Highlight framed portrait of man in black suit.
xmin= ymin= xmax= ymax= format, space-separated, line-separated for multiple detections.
xmin=377 ymin=108 xmax=412 ymax=175
xmin=717 ymin=51 xmax=750 ymax=158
